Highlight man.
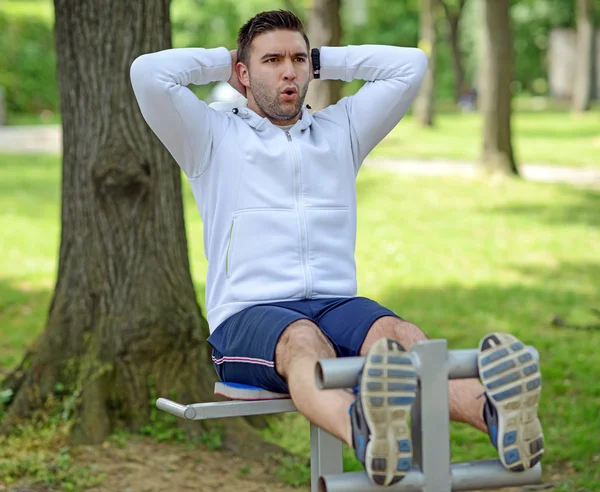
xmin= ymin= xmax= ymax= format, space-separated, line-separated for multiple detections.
xmin=130 ymin=10 xmax=544 ymax=487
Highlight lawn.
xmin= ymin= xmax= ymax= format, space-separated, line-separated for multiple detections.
xmin=0 ymin=0 xmax=53 ymax=22
xmin=1 ymin=152 xmax=599 ymax=490
xmin=370 ymin=103 xmax=600 ymax=168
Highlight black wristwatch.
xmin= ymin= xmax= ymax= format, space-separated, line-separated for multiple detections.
xmin=311 ymin=48 xmax=320 ymax=79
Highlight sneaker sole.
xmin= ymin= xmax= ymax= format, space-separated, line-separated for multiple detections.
xmin=478 ymin=333 xmax=544 ymax=472
xmin=361 ymin=338 xmax=417 ymax=486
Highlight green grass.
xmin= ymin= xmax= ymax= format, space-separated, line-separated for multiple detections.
xmin=0 ymin=0 xmax=54 ymax=22
xmin=373 ymin=105 xmax=600 ymax=168
xmin=1 ymin=153 xmax=600 ymax=489
xmin=262 ymin=167 xmax=600 ymax=490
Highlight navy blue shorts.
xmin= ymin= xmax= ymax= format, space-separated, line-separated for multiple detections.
xmin=207 ymin=296 xmax=401 ymax=394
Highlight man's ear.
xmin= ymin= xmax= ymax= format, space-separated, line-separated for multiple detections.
xmin=236 ymin=62 xmax=251 ymax=89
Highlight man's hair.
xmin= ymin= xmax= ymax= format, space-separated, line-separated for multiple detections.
xmin=237 ymin=10 xmax=310 ymax=66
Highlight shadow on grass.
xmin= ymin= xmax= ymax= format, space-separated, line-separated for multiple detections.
xmin=482 ymin=187 xmax=600 ymax=228
xmin=373 ymin=276 xmax=600 ymax=469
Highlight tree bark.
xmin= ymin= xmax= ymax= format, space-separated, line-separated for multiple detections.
xmin=572 ymin=0 xmax=595 ymax=112
xmin=415 ymin=0 xmax=437 ymax=126
xmin=306 ymin=0 xmax=343 ymax=110
xmin=440 ymin=0 xmax=466 ymax=102
xmin=0 ymin=0 xmax=277 ymax=457
xmin=479 ymin=0 xmax=519 ymax=176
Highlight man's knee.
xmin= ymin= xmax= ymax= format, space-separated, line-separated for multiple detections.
xmin=360 ymin=316 xmax=427 ymax=355
xmin=275 ymin=319 xmax=335 ymax=378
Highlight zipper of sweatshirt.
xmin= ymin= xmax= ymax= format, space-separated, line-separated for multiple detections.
xmin=286 ymin=131 xmax=312 ymax=298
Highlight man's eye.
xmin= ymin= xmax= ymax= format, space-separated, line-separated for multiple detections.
xmin=295 ymin=58 xmax=306 ymax=63
xmin=267 ymin=58 xmax=278 ymax=63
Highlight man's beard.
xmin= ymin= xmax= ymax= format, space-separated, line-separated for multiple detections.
xmin=249 ymin=75 xmax=309 ymax=123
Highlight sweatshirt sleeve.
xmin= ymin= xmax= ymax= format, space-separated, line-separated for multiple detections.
xmin=318 ymin=45 xmax=428 ymax=170
xmin=130 ymin=47 xmax=233 ymax=178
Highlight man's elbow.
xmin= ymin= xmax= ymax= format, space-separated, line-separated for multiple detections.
xmin=410 ymin=48 xmax=429 ymax=81
xmin=130 ymin=54 xmax=152 ymax=89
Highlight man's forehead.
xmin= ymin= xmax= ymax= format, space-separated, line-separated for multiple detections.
xmin=251 ymin=30 xmax=308 ymax=55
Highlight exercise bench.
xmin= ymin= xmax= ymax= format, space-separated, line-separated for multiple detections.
xmin=157 ymin=339 xmax=544 ymax=492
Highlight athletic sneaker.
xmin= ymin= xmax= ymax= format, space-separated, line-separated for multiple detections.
xmin=478 ymin=333 xmax=545 ymax=472
xmin=349 ymin=338 xmax=418 ymax=486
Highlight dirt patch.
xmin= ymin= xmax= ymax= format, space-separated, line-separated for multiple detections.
xmin=77 ymin=438 xmax=306 ymax=492
xmin=1 ymin=437 xmax=308 ymax=492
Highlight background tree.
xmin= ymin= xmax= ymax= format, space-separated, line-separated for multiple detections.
xmin=0 ymin=0 xmax=273 ymax=455
xmin=572 ymin=0 xmax=595 ymax=112
xmin=439 ymin=0 xmax=466 ymax=102
xmin=306 ymin=0 xmax=343 ymax=110
xmin=479 ymin=0 xmax=519 ymax=176
xmin=415 ymin=0 xmax=438 ymax=126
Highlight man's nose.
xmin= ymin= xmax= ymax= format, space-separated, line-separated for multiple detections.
xmin=282 ymin=59 xmax=296 ymax=80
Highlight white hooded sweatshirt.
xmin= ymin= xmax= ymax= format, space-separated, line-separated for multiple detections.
xmin=130 ymin=44 xmax=427 ymax=333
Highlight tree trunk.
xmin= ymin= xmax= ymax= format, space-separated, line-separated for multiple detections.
xmin=572 ymin=0 xmax=595 ymax=112
xmin=440 ymin=0 xmax=466 ymax=102
xmin=415 ymin=0 xmax=437 ymax=126
xmin=0 ymin=0 xmax=277 ymax=457
xmin=306 ymin=0 xmax=343 ymax=110
xmin=479 ymin=0 xmax=519 ymax=176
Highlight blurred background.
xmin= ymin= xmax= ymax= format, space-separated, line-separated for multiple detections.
xmin=0 ymin=1 xmax=599 ymax=491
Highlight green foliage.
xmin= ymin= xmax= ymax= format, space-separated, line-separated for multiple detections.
xmin=0 ymin=0 xmax=596 ymax=120
xmin=140 ymin=379 xmax=224 ymax=449
xmin=274 ymin=456 xmax=311 ymax=487
xmin=141 ymin=380 xmax=187 ymax=443
xmin=0 ymin=10 xmax=58 ymax=115
xmin=0 ymin=406 xmax=105 ymax=491
xmin=510 ymin=0 xmax=574 ymax=94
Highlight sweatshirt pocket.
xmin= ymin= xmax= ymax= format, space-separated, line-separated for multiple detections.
xmin=225 ymin=218 xmax=235 ymax=279
xmin=226 ymin=209 xmax=304 ymax=302
xmin=305 ymin=207 xmax=356 ymax=295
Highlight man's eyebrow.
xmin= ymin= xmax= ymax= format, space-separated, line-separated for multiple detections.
xmin=260 ymin=52 xmax=308 ymax=60
xmin=261 ymin=52 xmax=283 ymax=60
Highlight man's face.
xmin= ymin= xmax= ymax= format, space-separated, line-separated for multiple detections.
xmin=240 ymin=29 xmax=311 ymax=125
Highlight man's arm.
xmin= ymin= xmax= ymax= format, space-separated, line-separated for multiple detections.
xmin=130 ymin=47 xmax=235 ymax=178
xmin=318 ymin=45 xmax=428 ymax=170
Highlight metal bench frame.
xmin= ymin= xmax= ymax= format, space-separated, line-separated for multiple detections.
xmin=157 ymin=339 xmax=543 ymax=492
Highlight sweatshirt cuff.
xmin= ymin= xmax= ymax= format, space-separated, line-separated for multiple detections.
xmin=319 ymin=46 xmax=349 ymax=82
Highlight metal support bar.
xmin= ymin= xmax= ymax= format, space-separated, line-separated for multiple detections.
xmin=450 ymin=460 xmax=542 ymax=490
xmin=156 ymin=397 xmax=296 ymax=420
xmin=316 ymin=345 xmax=539 ymax=390
xmin=411 ymin=340 xmax=452 ymax=491
xmin=319 ymin=460 xmax=541 ymax=492
xmin=319 ymin=470 xmax=426 ymax=492
xmin=310 ymin=424 xmax=343 ymax=492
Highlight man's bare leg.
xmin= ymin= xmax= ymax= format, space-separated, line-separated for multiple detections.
xmin=360 ymin=316 xmax=487 ymax=433
xmin=275 ymin=319 xmax=354 ymax=445
xmin=276 ymin=319 xmax=417 ymax=487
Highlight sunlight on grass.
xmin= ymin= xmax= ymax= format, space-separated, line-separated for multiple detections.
xmin=0 ymin=0 xmax=54 ymax=22
xmin=1 ymin=153 xmax=599 ymax=488
xmin=260 ymin=168 xmax=600 ymax=486
xmin=374 ymin=109 xmax=600 ymax=167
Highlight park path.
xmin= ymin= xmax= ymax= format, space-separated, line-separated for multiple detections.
xmin=2 ymin=124 xmax=599 ymax=189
